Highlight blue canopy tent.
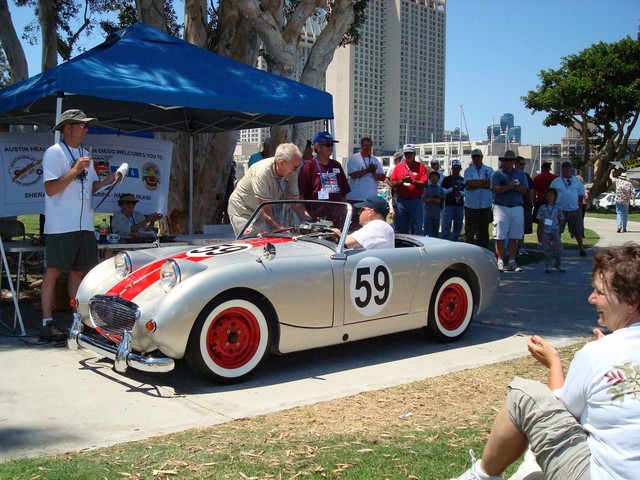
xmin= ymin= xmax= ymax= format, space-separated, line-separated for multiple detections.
xmin=0 ymin=23 xmax=334 ymax=233
xmin=0 ymin=23 xmax=333 ymax=133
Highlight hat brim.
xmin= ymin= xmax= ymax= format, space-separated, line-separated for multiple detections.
xmin=53 ymin=117 xmax=97 ymax=131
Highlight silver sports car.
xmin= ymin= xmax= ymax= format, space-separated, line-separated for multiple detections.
xmin=69 ymin=200 xmax=498 ymax=384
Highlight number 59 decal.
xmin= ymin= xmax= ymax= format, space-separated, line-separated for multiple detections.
xmin=349 ymin=257 xmax=393 ymax=316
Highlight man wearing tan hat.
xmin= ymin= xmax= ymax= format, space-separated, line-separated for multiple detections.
xmin=111 ymin=193 xmax=163 ymax=238
xmin=39 ymin=109 xmax=118 ymax=341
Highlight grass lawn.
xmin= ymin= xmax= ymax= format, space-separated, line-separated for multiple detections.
xmin=0 ymin=343 xmax=585 ymax=480
xmin=585 ymin=208 xmax=640 ymax=222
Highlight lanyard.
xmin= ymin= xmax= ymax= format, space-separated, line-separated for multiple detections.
xmin=63 ymin=141 xmax=87 ymax=181
xmin=315 ymin=158 xmax=328 ymax=186
xmin=276 ymin=177 xmax=288 ymax=196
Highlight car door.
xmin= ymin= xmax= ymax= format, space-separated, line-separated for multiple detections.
xmin=337 ymin=246 xmax=422 ymax=326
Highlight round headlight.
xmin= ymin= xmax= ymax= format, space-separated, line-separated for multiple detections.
xmin=114 ymin=252 xmax=132 ymax=279
xmin=160 ymin=259 xmax=181 ymax=292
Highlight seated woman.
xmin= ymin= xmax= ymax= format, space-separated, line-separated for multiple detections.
xmin=451 ymin=242 xmax=640 ymax=480
xmin=111 ymin=193 xmax=163 ymax=238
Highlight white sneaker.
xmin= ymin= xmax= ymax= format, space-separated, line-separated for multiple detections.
xmin=545 ymin=265 xmax=553 ymax=273
xmin=497 ymin=259 xmax=504 ymax=272
xmin=552 ymin=266 xmax=566 ymax=273
xmin=506 ymin=262 xmax=523 ymax=272
xmin=450 ymin=450 xmax=503 ymax=480
xmin=517 ymin=248 xmax=531 ymax=257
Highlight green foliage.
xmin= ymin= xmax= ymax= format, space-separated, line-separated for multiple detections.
xmin=523 ymin=35 xmax=640 ymax=200
xmin=0 ymin=49 xmax=9 ymax=87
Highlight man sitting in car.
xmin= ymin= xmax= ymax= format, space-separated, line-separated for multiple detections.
xmin=333 ymin=196 xmax=395 ymax=249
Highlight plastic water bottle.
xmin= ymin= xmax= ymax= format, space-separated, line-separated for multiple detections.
xmin=99 ymin=218 xmax=109 ymax=243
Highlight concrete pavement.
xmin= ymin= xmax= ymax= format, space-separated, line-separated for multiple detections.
xmin=1 ymin=216 xmax=639 ymax=460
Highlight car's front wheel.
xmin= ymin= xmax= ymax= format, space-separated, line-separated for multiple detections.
xmin=426 ymin=271 xmax=474 ymax=342
xmin=186 ymin=292 xmax=272 ymax=384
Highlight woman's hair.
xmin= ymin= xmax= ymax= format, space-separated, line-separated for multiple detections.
xmin=592 ymin=242 xmax=640 ymax=310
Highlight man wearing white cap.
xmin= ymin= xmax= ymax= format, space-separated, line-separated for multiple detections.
xmin=389 ymin=144 xmax=428 ymax=234
xmin=609 ymin=168 xmax=636 ymax=233
xmin=40 ymin=109 xmax=118 ymax=341
xmin=430 ymin=158 xmax=444 ymax=186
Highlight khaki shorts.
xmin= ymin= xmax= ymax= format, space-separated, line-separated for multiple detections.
xmin=507 ymin=377 xmax=591 ymax=479
xmin=492 ymin=204 xmax=524 ymax=240
xmin=45 ymin=231 xmax=98 ymax=272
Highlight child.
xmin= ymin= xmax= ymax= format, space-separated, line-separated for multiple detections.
xmin=536 ymin=188 xmax=565 ymax=273
xmin=423 ymin=170 xmax=444 ymax=237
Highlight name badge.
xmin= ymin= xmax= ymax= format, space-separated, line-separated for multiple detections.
xmin=544 ymin=218 xmax=553 ymax=226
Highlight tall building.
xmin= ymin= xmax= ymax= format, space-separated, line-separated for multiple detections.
xmin=326 ymin=0 xmax=446 ymax=159
xmin=486 ymin=112 xmax=521 ymax=144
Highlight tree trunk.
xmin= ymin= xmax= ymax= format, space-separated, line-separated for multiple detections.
xmin=135 ymin=0 xmax=167 ymax=31
xmin=38 ymin=0 xmax=57 ymax=71
xmin=0 ymin=0 xmax=29 ymax=83
xmin=162 ymin=0 xmax=261 ymax=233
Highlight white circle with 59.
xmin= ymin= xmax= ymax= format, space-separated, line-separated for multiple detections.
xmin=349 ymin=257 xmax=393 ymax=316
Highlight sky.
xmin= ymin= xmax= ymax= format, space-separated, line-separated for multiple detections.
xmin=6 ymin=0 xmax=640 ymax=145
xmin=445 ymin=0 xmax=639 ymax=145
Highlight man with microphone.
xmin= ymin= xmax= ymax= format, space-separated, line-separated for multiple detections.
xmin=39 ymin=110 xmax=119 ymax=341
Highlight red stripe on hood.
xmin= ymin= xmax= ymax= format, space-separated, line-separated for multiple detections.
xmin=105 ymin=237 xmax=292 ymax=301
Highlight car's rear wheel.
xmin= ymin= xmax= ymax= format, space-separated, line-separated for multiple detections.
xmin=186 ymin=292 xmax=272 ymax=384
xmin=426 ymin=271 xmax=474 ymax=342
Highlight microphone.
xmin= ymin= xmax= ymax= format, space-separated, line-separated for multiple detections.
xmin=116 ymin=163 xmax=129 ymax=184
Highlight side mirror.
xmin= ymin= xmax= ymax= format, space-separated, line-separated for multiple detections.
xmin=256 ymin=242 xmax=276 ymax=263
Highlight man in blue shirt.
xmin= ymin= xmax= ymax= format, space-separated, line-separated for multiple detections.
xmin=463 ymin=148 xmax=494 ymax=249
xmin=491 ymin=150 xmax=529 ymax=272
xmin=247 ymin=137 xmax=271 ymax=168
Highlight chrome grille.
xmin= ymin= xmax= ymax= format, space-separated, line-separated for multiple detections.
xmin=89 ymin=295 xmax=139 ymax=336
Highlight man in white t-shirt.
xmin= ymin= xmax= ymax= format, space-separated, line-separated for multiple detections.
xmin=334 ymin=196 xmax=394 ymax=249
xmin=346 ymin=137 xmax=386 ymax=202
xmin=40 ymin=109 xmax=118 ymax=341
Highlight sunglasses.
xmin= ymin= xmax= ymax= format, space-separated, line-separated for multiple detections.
xmin=121 ymin=201 xmax=137 ymax=205
xmin=74 ymin=122 xmax=89 ymax=129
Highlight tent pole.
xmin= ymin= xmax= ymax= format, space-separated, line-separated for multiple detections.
xmin=189 ymin=134 xmax=194 ymax=235
xmin=54 ymin=97 xmax=62 ymax=143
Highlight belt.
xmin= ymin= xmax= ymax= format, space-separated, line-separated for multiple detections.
xmin=495 ymin=203 xmax=520 ymax=208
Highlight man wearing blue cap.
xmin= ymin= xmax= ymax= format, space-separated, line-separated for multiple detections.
xmin=298 ymin=131 xmax=350 ymax=225
xmin=332 ymin=196 xmax=395 ymax=249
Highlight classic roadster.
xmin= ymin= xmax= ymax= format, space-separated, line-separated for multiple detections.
xmin=69 ymin=200 xmax=498 ymax=384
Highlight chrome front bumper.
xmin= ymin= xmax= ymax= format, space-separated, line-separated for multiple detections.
xmin=68 ymin=313 xmax=174 ymax=373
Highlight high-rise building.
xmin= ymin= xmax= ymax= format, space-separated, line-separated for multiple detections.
xmin=486 ymin=113 xmax=521 ymax=144
xmin=326 ymin=0 xmax=447 ymax=159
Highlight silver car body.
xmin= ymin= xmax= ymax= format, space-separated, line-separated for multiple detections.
xmin=70 ymin=200 xmax=499 ymax=383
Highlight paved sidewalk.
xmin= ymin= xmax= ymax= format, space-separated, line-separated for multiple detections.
xmin=0 ymin=216 xmax=638 ymax=461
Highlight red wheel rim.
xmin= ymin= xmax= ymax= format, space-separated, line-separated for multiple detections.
xmin=437 ymin=283 xmax=469 ymax=331
xmin=206 ymin=307 xmax=261 ymax=369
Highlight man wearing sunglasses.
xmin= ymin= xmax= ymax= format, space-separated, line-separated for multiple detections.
xmin=298 ymin=131 xmax=351 ymax=225
xmin=228 ymin=143 xmax=305 ymax=235
xmin=40 ymin=109 xmax=118 ymax=342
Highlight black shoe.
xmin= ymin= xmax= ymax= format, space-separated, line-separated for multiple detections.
xmin=579 ymin=249 xmax=587 ymax=257
xmin=39 ymin=322 xmax=68 ymax=342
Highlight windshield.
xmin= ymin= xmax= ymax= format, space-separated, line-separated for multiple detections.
xmin=238 ymin=200 xmax=353 ymax=245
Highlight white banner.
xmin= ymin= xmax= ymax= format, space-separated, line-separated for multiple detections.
xmin=1 ymin=133 xmax=173 ymax=217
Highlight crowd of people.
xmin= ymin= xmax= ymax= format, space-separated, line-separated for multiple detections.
xmin=234 ymin=132 xmax=628 ymax=273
